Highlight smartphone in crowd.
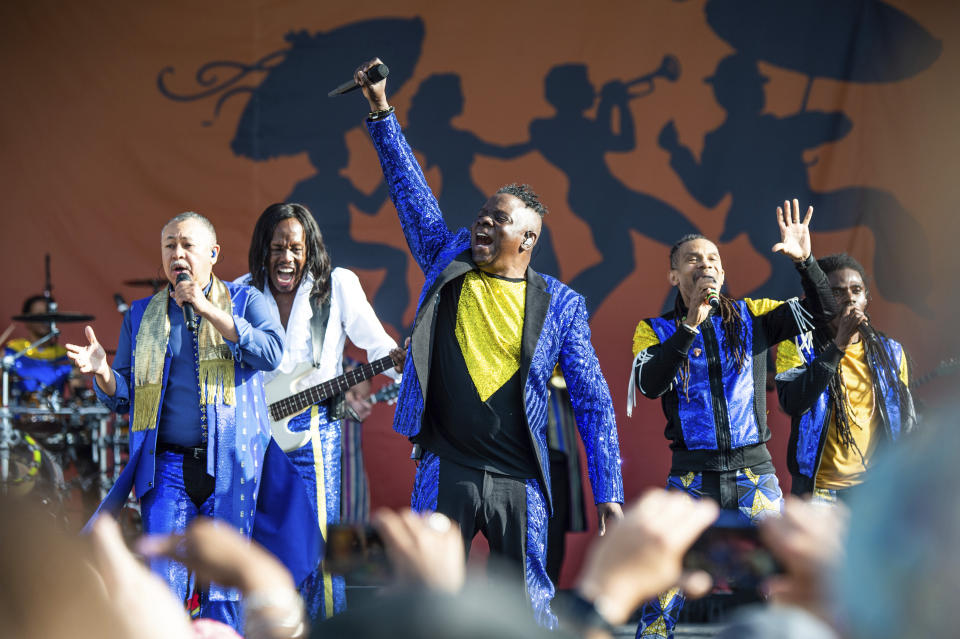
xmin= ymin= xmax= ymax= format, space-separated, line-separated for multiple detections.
xmin=682 ymin=510 xmax=782 ymax=593
xmin=324 ymin=523 xmax=391 ymax=585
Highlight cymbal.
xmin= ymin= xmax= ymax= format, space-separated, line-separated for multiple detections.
xmin=123 ymin=278 xmax=168 ymax=289
xmin=13 ymin=311 xmax=95 ymax=323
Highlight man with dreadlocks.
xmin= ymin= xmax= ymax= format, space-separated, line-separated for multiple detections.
xmin=627 ymin=199 xmax=837 ymax=639
xmin=775 ymin=253 xmax=916 ymax=502
xmin=236 ymin=202 xmax=403 ymax=620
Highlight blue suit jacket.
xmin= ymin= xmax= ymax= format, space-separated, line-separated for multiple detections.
xmin=367 ymin=114 xmax=623 ymax=510
xmin=89 ymin=281 xmax=320 ymax=586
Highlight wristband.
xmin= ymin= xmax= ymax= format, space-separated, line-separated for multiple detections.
xmin=367 ymin=106 xmax=395 ymax=121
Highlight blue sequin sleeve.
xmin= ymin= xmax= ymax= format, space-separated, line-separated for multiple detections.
xmin=366 ymin=113 xmax=455 ymax=273
xmin=558 ymin=294 xmax=624 ymax=505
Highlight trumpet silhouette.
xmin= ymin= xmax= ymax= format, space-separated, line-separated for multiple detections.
xmin=627 ymin=54 xmax=681 ymax=99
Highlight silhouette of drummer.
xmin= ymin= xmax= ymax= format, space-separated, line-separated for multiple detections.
xmin=659 ymin=53 xmax=932 ymax=312
xmin=530 ymin=64 xmax=698 ymax=313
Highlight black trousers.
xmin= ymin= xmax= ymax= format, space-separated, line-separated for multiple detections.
xmin=435 ymin=456 xmax=528 ymax=584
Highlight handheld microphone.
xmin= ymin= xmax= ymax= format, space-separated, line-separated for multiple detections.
xmin=328 ymin=63 xmax=389 ymax=97
xmin=706 ymin=289 xmax=720 ymax=310
xmin=113 ymin=293 xmax=129 ymax=314
xmin=702 ymin=276 xmax=720 ymax=310
xmin=175 ymin=272 xmax=198 ymax=331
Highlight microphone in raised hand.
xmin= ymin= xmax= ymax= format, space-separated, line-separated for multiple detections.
xmin=175 ymin=272 xmax=198 ymax=331
xmin=328 ymin=63 xmax=389 ymax=97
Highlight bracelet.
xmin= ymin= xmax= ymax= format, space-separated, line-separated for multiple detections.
xmin=680 ymin=322 xmax=700 ymax=335
xmin=367 ymin=105 xmax=395 ymax=121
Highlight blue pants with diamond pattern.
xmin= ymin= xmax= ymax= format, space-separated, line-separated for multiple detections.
xmin=636 ymin=468 xmax=783 ymax=639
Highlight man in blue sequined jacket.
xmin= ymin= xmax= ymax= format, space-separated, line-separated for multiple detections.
xmin=626 ymin=201 xmax=837 ymax=639
xmin=356 ymin=58 xmax=624 ymax=627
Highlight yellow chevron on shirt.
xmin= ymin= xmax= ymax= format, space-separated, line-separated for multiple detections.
xmin=744 ymin=297 xmax=784 ymax=317
xmin=776 ymin=337 xmax=806 ymax=374
xmin=632 ymin=320 xmax=660 ymax=356
xmin=455 ymin=271 xmax=525 ymax=402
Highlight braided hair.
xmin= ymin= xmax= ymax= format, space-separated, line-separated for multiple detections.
xmin=669 ymin=234 xmax=748 ymax=396
xmin=815 ymin=254 xmax=914 ymax=455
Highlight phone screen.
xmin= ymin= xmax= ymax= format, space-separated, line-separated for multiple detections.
xmin=682 ymin=513 xmax=781 ymax=593
xmin=323 ymin=523 xmax=391 ymax=585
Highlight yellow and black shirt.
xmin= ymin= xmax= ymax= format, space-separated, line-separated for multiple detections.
xmin=416 ymin=270 xmax=538 ymax=478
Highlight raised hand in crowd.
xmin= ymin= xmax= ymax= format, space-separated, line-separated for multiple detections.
xmin=574 ymin=489 xmax=718 ymax=628
xmin=759 ymin=496 xmax=848 ymax=621
xmin=372 ymin=508 xmax=466 ymax=593
xmin=138 ymin=519 xmax=306 ymax=639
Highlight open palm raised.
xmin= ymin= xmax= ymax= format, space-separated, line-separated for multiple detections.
xmin=772 ymin=198 xmax=813 ymax=262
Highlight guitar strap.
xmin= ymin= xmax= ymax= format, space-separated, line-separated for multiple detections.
xmin=309 ymin=294 xmax=345 ymax=420
xmin=309 ymin=295 xmax=331 ymax=369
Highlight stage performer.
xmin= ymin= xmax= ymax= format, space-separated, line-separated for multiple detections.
xmin=355 ymin=57 xmax=624 ymax=628
xmin=627 ymin=200 xmax=837 ymax=639
xmin=236 ymin=202 xmax=402 ymax=620
xmin=775 ymin=253 xmax=916 ymax=502
xmin=67 ymin=212 xmax=290 ymax=629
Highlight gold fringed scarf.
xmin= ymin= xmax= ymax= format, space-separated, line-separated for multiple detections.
xmin=132 ymin=275 xmax=235 ymax=432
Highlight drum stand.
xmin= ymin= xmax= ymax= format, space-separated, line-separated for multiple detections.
xmin=0 ymin=326 xmax=59 ymax=490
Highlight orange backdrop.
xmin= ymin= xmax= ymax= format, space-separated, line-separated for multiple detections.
xmin=1 ymin=0 xmax=958 ymax=587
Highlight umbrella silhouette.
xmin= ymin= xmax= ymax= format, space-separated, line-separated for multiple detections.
xmin=706 ymin=0 xmax=942 ymax=108
xmin=230 ymin=17 xmax=425 ymax=159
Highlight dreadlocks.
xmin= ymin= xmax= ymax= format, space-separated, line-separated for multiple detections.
xmin=816 ymin=254 xmax=914 ymax=456
xmin=669 ymin=234 xmax=748 ymax=396
xmin=248 ymin=203 xmax=332 ymax=304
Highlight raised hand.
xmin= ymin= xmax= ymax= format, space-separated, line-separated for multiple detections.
xmin=66 ymin=325 xmax=115 ymax=395
xmin=355 ymin=57 xmax=390 ymax=113
xmin=66 ymin=325 xmax=107 ymax=376
xmin=772 ymin=198 xmax=813 ymax=262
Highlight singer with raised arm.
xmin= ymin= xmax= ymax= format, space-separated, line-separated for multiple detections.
xmin=626 ymin=200 xmax=838 ymax=639
xmin=775 ymin=253 xmax=916 ymax=503
xmin=355 ymin=58 xmax=624 ymax=627
xmin=66 ymin=212 xmax=286 ymax=630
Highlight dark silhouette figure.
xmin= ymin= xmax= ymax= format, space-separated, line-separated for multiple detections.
xmin=659 ymin=53 xmax=933 ymax=312
xmin=159 ymin=17 xmax=426 ymax=331
xmin=286 ymin=137 xmax=408 ymax=329
xmin=404 ymin=73 xmax=559 ymax=276
xmin=530 ymin=64 xmax=698 ymax=313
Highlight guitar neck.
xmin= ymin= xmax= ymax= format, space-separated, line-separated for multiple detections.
xmin=269 ymin=355 xmax=395 ymax=421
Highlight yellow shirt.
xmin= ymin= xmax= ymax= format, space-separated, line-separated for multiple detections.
xmin=778 ymin=338 xmax=908 ymax=490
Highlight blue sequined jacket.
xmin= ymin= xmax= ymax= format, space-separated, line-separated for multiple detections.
xmin=367 ymin=114 xmax=623 ymax=510
xmin=775 ymin=332 xmax=915 ymax=495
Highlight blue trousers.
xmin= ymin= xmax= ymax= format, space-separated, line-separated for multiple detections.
xmin=140 ymin=451 xmax=241 ymax=631
xmin=636 ymin=468 xmax=783 ymax=639
xmin=284 ymin=405 xmax=346 ymax=621
xmin=411 ymin=450 xmax=556 ymax=628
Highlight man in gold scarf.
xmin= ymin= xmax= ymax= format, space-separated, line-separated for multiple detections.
xmin=67 ymin=212 xmax=285 ymax=630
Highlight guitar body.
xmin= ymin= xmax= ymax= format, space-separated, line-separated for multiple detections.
xmin=264 ymin=362 xmax=320 ymax=453
xmin=264 ymin=354 xmax=398 ymax=453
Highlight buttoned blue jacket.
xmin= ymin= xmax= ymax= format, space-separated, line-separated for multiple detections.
xmin=367 ymin=114 xmax=623 ymax=509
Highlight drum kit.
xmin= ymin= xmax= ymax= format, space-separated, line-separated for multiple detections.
xmin=0 ymin=268 xmax=165 ymax=523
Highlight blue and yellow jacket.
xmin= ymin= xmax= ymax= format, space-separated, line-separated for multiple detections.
xmin=629 ymin=263 xmax=836 ymax=474
xmin=775 ymin=332 xmax=914 ymax=494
